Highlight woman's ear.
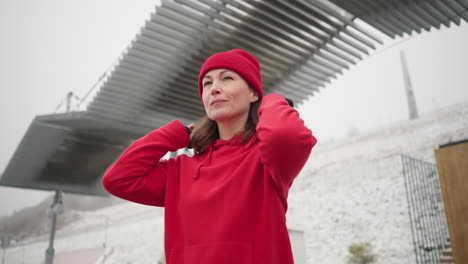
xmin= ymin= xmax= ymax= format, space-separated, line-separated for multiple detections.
xmin=250 ymin=89 xmax=259 ymax=103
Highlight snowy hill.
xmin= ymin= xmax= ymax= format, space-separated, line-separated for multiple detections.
xmin=2 ymin=101 xmax=467 ymax=264
xmin=288 ymin=101 xmax=468 ymax=264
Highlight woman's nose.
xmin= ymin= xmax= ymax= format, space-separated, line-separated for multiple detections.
xmin=210 ymin=81 xmax=221 ymax=95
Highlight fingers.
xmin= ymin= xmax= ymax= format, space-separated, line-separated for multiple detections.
xmin=285 ymin=98 xmax=294 ymax=108
xmin=185 ymin=123 xmax=195 ymax=149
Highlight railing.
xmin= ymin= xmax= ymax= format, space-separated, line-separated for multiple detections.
xmin=401 ymin=155 xmax=449 ymax=264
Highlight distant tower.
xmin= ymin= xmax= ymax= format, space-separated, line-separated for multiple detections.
xmin=66 ymin=91 xmax=73 ymax=113
xmin=400 ymin=50 xmax=419 ymax=120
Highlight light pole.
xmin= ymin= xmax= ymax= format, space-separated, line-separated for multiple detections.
xmin=1 ymin=235 xmax=9 ymax=264
xmin=44 ymin=190 xmax=64 ymax=264
xmin=1 ymin=245 xmax=5 ymax=264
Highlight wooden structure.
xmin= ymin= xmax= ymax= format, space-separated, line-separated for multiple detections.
xmin=435 ymin=140 xmax=468 ymax=264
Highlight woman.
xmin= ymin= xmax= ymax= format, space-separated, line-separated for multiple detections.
xmin=102 ymin=49 xmax=317 ymax=264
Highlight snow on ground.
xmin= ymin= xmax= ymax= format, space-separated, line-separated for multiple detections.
xmin=2 ymin=101 xmax=467 ymax=264
xmin=289 ymin=155 xmax=412 ymax=264
xmin=3 ymin=202 xmax=166 ymax=264
xmin=287 ymin=101 xmax=468 ymax=263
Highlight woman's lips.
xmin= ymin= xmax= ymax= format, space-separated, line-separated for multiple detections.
xmin=211 ymin=99 xmax=226 ymax=106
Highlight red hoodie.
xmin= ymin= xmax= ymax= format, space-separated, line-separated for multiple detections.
xmin=102 ymin=94 xmax=317 ymax=264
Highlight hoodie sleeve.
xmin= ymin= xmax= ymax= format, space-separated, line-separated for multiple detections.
xmin=257 ymin=94 xmax=317 ymax=194
xmin=102 ymin=120 xmax=190 ymax=207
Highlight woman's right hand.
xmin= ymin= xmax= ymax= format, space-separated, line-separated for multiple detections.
xmin=187 ymin=123 xmax=195 ymax=132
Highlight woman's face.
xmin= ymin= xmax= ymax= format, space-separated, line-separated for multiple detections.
xmin=201 ymin=69 xmax=258 ymax=122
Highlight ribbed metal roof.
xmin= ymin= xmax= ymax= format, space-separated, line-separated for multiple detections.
xmin=2 ymin=0 xmax=467 ymax=195
xmin=0 ymin=114 xmax=141 ymax=195
xmin=86 ymin=0 xmax=384 ymax=128
xmin=329 ymin=0 xmax=468 ymax=37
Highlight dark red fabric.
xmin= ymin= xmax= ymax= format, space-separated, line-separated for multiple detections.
xmin=102 ymin=94 xmax=317 ymax=264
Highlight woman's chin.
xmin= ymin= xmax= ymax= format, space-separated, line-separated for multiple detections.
xmin=207 ymin=110 xmax=229 ymax=121
xmin=208 ymin=109 xmax=246 ymax=123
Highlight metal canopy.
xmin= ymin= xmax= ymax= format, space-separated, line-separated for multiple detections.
xmin=329 ymin=0 xmax=468 ymax=37
xmin=2 ymin=0 xmax=467 ymax=196
xmin=86 ymin=0 xmax=383 ymax=127
xmin=0 ymin=114 xmax=141 ymax=196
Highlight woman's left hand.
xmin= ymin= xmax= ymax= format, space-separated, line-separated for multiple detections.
xmin=185 ymin=123 xmax=196 ymax=148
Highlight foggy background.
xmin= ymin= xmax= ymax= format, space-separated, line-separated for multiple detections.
xmin=1 ymin=0 xmax=467 ymax=218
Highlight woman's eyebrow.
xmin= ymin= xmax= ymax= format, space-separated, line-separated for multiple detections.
xmin=204 ymin=70 xmax=233 ymax=80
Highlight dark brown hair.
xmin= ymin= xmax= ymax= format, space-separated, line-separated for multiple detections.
xmin=191 ymin=100 xmax=260 ymax=154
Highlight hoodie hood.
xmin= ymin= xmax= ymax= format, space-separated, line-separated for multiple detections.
xmin=193 ymin=132 xmax=258 ymax=179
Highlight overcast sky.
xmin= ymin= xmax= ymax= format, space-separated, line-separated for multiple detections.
xmin=0 ymin=1 xmax=467 ymax=218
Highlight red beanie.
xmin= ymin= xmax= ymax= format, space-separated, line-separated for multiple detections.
xmin=198 ymin=49 xmax=263 ymax=101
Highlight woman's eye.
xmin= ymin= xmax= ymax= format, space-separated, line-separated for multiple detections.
xmin=223 ymin=76 xmax=233 ymax=81
xmin=203 ymin=81 xmax=212 ymax=87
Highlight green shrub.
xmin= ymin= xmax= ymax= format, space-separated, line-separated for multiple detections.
xmin=348 ymin=242 xmax=377 ymax=264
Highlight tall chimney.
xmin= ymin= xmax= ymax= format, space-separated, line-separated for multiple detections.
xmin=400 ymin=50 xmax=419 ymax=120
